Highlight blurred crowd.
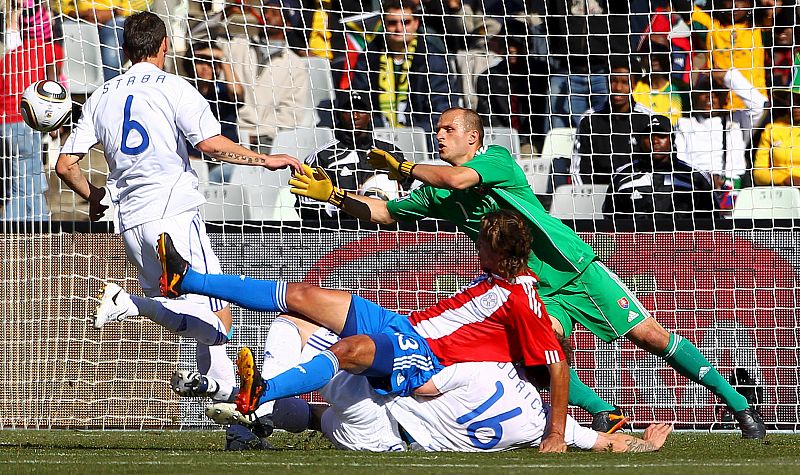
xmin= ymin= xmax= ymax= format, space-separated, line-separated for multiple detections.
xmin=1 ymin=0 xmax=799 ymax=222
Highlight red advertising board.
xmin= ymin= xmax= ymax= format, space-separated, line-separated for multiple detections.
xmin=304 ymin=231 xmax=799 ymax=427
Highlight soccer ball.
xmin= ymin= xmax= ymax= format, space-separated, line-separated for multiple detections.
xmin=360 ymin=173 xmax=403 ymax=201
xmin=20 ymin=80 xmax=71 ymax=132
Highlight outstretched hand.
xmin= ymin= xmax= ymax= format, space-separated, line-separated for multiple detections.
xmin=642 ymin=423 xmax=673 ymax=451
xmin=367 ymin=148 xmax=414 ymax=181
xmin=289 ymin=164 xmax=345 ymax=206
xmin=263 ymin=153 xmax=302 ymax=172
xmin=539 ymin=433 xmax=567 ymax=453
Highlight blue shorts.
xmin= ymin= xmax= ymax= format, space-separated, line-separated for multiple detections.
xmin=343 ymin=295 xmax=442 ymax=397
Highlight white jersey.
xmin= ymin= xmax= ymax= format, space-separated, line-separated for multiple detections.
xmin=61 ymin=62 xmax=221 ymax=231
xmin=297 ymin=331 xmax=597 ymax=452
xmin=303 ymin=328 xmax=406 ymax=452
xmin=386 ymin=362 xmax=548 ymax=452
xmin=319 ymin=372 xmax=406 ymax=452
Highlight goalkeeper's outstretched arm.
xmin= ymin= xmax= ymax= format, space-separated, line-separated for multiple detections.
xmin=339 ymin=193 xmax=397 ymax=225
xmin=289 ymin=164 xmax=397 ymax=224
xmin=368 ymin=148 xmax=480 ymax=190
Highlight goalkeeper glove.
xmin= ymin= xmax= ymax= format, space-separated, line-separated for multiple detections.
xmin=289 ymin=164 xmax=346 ymax=208
xmin=367 ymin=148 xmax=415 ymax=181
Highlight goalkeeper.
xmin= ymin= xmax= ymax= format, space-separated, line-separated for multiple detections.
xmin=289 ymin=106 xmax=765 ymax=439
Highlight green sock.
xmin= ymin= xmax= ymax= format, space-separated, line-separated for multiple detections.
xmin=568 ymin=366 xmax=615 ymax=414
xmin=660 ymin=333 xmax=749 ymax=412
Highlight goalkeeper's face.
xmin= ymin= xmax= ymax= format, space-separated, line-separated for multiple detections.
xmin=436 ymin=111 xmax=479 ymax=165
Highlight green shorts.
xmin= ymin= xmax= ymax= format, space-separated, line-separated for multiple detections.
xmin=542 ymin=261 xmax=650 ymax=343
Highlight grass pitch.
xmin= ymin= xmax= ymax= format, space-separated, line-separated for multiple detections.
xmin=1 ymin=430 xmax=799 ymax=474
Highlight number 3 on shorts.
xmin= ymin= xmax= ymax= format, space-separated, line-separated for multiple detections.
xmin=396 ymin=334 xmax=419 ymax=350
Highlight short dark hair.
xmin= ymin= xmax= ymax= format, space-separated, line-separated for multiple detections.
xmin=123 ymin=12 xmax=167 ymax=64
xmin=479 ymin=210 xmax=531 ymax=279
xmin=443 ymin=107 xmax=484 ymax=146
xmin=609 ymin=55 xmax=642 ymax=76
xmin=381 ymin=0 xmax=417 ymax=14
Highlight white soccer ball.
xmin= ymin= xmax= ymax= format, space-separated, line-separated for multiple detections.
xmin=20 ymin=80 xmax=71 ymax=132
xmin=360 ymin=173 xmax=403 ymax=201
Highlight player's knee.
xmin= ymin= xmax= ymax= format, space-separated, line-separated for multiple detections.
xmin=286 ymin=282 xmax=316 ymax=308
xmin=330 ymin=339 xmax=359 ymax=366
xmin=330 ymin=336 xmax=373 ymax=373
xmin=627 ymin=319 xmax=669 ymax=353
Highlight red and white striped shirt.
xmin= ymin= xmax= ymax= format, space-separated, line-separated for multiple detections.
xmin=407 ymin=271 xmax=564 ymax=367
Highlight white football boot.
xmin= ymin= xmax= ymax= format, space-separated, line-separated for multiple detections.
xmin=94 ymin=282 xmax=136 ymax=329
xmin=205 ymin=402 xmax=252 ymax=426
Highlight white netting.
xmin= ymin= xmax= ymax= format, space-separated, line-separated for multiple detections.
xmin=0 ymin=0 xmax=798 ymax=430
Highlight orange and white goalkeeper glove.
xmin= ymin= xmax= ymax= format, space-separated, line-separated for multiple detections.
xmin=367 ymin=148 xmax=415 ymax=181
xmin=289 ymin=164 xmax=346 ymax=207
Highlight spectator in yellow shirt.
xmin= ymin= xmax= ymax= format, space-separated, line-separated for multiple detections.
xmin=753 ymin=90 xmax=800 ymax=186
xmin=695 ymin=0 xmax=772 ymax=111
xmin=632 ymin=43 xmax=683 ymax=124
xmin=58 ymin=0 xmax=152 ymax=80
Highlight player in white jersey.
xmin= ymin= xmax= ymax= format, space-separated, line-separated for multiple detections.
xmin=55 ymin=11 xmax=302 ymax=403
xmin=215 ymin=317 xmax=672 ymax=453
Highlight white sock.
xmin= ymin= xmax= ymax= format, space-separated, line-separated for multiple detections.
xmin=130 ymin=296 xmax=229 ymax=346
xmin=255 ymin=317 xmax=303 ymax=417
xmin=301 ymin=328 xmax=340 ymax=361
xmin=197 ymin=343 xmax=236 ymax=402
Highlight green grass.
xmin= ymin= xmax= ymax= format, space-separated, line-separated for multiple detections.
xmin=0 ymin=430 xmax=799 ymax=474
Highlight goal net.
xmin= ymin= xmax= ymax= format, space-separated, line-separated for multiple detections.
xmin=0 ymin=0 xmax=798 ymax=431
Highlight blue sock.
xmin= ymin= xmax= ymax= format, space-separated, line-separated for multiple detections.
xmin=258 ymin=350 xmax=339 ymax=404
xmin=182 ymin=269 xmax=288 ymax=313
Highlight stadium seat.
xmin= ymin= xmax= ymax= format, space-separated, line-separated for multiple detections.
xmin=301 ymin=56 xmax=335 ymax=107
xmin=516 ymin=155 xmax=553 ymax=195
xmin=540 ymin=128 xmax=576 ymax=193
xmin=372 ymin=127 xmax=429 ymax=163
xmin=301 ymin=56 xmax=335 ymax=124
xmin=228 ymin=128 xmax=335 ymax=222
xmin=485 ymin=127 xmax=521 ymax=158
xmin=540 ymin=128 xmax=576 ymax=162
xmin=271 ymin=128 xmax=336 ymax=162
xmin=731 ymin=187 xmax=800 ymax=219
xmin=61 ymin=20 xmax=105 ymax=95
xmin=549 ymin=184 xmax=608 ymax=220
xmin=189 ymin=159 xmax=210 ymax=185
xmin=453 ymin=50 xmax=502 ymax=109
xmin=228 ymin=166 xmax=301 ymax=222
xmin=199 ymin=184 xmax=246 ymax=221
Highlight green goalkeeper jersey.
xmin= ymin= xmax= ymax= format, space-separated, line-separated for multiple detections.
xmin=386 ymin=145 xmax=596 ymax=295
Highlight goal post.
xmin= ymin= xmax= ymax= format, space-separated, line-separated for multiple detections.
xmin=0 ymin=0 xmax=798 ymax=431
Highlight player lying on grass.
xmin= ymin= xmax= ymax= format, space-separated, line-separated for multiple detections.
xmin=289 ymin=106 xmax=765 ymax=439
xmin=148 ymin=209 xmax=571 ymax=451
xmin=213 ymin=316 xmax=672 ymax=453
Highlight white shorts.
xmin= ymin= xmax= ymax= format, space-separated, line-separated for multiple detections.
xmin=121 ymin=209 xmax=227 ymax=311
xmin=319 ymin=372 xmax=406 ymax=452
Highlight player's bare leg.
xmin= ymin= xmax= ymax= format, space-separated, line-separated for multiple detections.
xmin=158 ymin=232 xmax=352 ymax=333
xmin=592 ymin=423 xmax=672 ymax=453
xmin=626 ymin=318 xmax=765 ymax=439
xmin=236 ymin=334 xmax=376 ymax=415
